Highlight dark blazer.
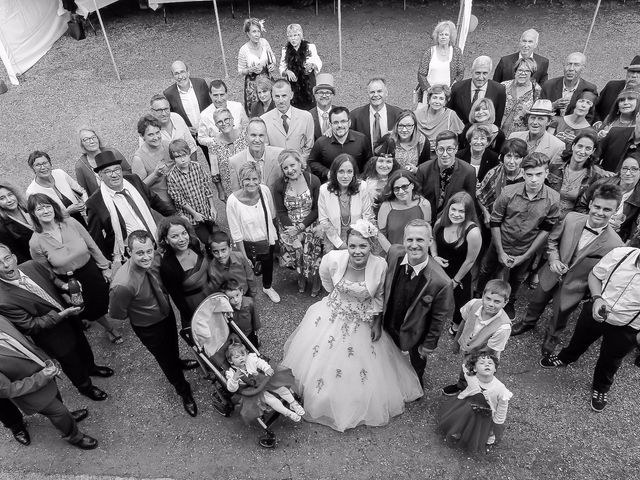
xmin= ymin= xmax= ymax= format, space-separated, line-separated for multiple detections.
xmin=349 ymin=103 xmax=403 ymax=147
xmin=309 ymin=106 xmax=327 ymax=140
xmin=540 ymin=77 xmax=598 ymax=119
xmin=0 ymin=215 xmax=33 ymax=264
xmin=250 ymin=100 xmax=275 ymax=118
xmin=86 ymin=174 xmax=176 ymax=259
xmin=596 ymin=126 xmax=636 ymax=173
xmin=595 ymin=79 xmax=626 ymax=122
xmin=493 ymin=52 xmax=550 ymax=85
xmin=416 ymin=158 xmax=477 ymax=220
xmin=458 ymin=124 xmax=506 ymax=154
xmin=0 ymin=315 xmax=59 ymax=415
xmin=271 ymin=171 xmax=321 ymax=228
xmin=448 ymin=79 xmax=506 ymax=127
xmin=383 ymin=245 xmax=454 ymax=351
xmin=456 ymin=147 xmax=500 ymax=182
xmin=0 ymin=261 xmax=80 ymax=359
xmin=163 ymin=78 xmax=212 ymax=128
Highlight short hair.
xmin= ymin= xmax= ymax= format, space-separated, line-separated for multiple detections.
xmin=0 ymin=182 xmax=27 ymax=220
xmin=520 ymin=28 xmax=539 ymax=45
xmin=432 ymin=20 xmax=457 ymax=45
xmin=27 ymin=150 xmax=51 ymax=169
xmin=472 ymin=55 xmax=493 ymax=73
xmin=623 ymin=151 xmax=640 ymax=165
xmin=465 ymin=123 xmax=493 ymax=142
xmin=213 ymin=107 xmax=232 ymax=122
xmin=255 ymin=76 xmax=273 ymax=91
xmin=426 ymin=84 xmax=451 ymax=104
xmin=591 ymin=184 xmax=623 ymax=209
xmin=156 ymin=216 xmax=200 ymax=254
xmin=208 ymin=230 xmax=231 ymax=247
xmin=209 ymin=79 xmax=228 ymax=92
xmin=559 ymin=129 xmax=598 ymax=166
xmin=27 ymin=193 xmax=67 ymax=232
xmin=367 ymin=77 xmax=387 ymax=89
xmin=465 ymin=349 xmax=500 ymax=375
xmin=499 ymin=138 xmax=528 ymax=160
xmin=484 ymin=279 xmax=511 ymax=301
xmin=137 ymin=114 xmax=162 ymax=137
xmin=78 ymin=127 xmax=104 ymax=154
xmin=277 ymin=149 xmax=303 ymax=167
xmin=327 ymin=154 xmax=360 ymax=195
xmin=150 ymin=93 xmax=169 ymax=106
xmin=272 ymin=78 xmax=292 ymax=90
xmin=521 ymin=152 xmax=550 ymax=170
xmin=379 ymin=170 xmax=421 ymax=203
xmin=468 ymin=97 xmax=496 ymax=124
xmin=403 ymin=218 xmax=432 ymax=239
xmin=0 ymin=242 xmax=12 ymax=256
xmin=246 ymin=117 xmax=267 ymax=132
xmin=238 ymin=162 xmax=262 ymax=183
xmin=127 ymin=229 xmax=154 ymax=250
xmin=168 ymin=139 xmax=191 ymax=159
xmin=434 ymin=130 xmax=458 ymax=148
xmin=373 ymin=133 xmax=396 ymax=157
xmin=286 ymin=23 xmax=303 ymax=37
xmin=226 ymin=342 xmax=248 ymax=363
xmin=566 ymin=52 xmax=586 ymax=66
xmin=220 ymin=277 xmax=242 ymax=293
xmin=329 ymin=106 xmax=350 ymax=122
xmin=243 ymin=18 xmax=262 ymax=33
xmin=513 ymin=56 xmax=538 ymax=76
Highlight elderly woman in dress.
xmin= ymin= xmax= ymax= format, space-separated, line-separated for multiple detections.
xmin=131 ymin=115 xmax=173 ymax=204
xmin=549 ymin=90 xmax=597 ymax=146
xmin=459 ymin=98 xmax=505 ymax=152
xmin=226 ymin=162 xmax=280 ymax=303
xmin=75 ymin=127 xmax=131 ymax=196
xmin=415 ymin=85 xmax=464 ymax=155
xmin=238 ymin=18 xmax=277 ymax=115
xmin=388 ymin=111 xmax=431 ymax=173
xmin=279 ymin=23 xmax=322 ymax=111
xmin=272 ymin=149 xmax=322 ymax=297
xmin=0 ymin=182 xmax=34 ymax=263
xmin=593 ymin=88 xmax=639 ymax=139
xmin=417 ymin=20 xmax=464 ymax=103
xmin=26 ymin=150 xmax=88 ymax=227
xmin=500 ymin=57 xmax=541 ymax=138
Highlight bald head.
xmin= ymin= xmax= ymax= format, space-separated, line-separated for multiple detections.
xmin=171 ymin=60 xmax=191 ymax=89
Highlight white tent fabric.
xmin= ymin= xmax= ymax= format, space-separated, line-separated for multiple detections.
xmin=75 ymin=0 xmax=120 ymax=17
xmin=456 ymin=0 xmax=472 ymax=53
xmin=0 ymin=0 xmax=69 ymax=85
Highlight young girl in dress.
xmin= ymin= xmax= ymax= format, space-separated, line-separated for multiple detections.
xmin=438 ymin=350 xmax=512 ymax=453
xmin=225 ymin=342 xmax=305 ymax=424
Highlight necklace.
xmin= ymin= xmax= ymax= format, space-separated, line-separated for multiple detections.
xmin=562 ymin=167 xmax=586 ymax=190
xmin=348 ymin=260 xmax=366 ymax=271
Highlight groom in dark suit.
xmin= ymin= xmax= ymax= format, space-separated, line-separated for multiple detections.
xmin=374 ymin=219 xmax=454 ymax=387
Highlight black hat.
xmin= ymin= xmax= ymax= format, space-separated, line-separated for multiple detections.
xmin=624 ymin=55 xmax=640 ymax=72
xmin=93 ymin=150 xmax=122 ymax=173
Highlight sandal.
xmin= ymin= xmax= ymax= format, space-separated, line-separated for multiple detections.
xmin=106 ymin=330 xmax=124 ymax=345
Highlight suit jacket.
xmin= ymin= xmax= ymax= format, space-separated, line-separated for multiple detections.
xmin=416 ymin=158 xmax=477 ymax=220
xmin=540 ymin=211 xmax=623 ymax=310
xmin=0 ymin=216 xmax=33 ymax=264
xmin=309 ymin=106 xmax=328 ymax=140
xmin=595 ymin=79 xmax=626 ymax=122
xmin=163 ymin=78 xmax=212 ymax=128
xmin=383 ymin=245 xmax=454 ymax=351
xmin=509 ymin=130 xmax=565 ymax=164
xmin=86 ymin=174 xmax=176 ymax=260
xmin=349 ymin=103 xmax=403 ymax=147
xmin=596 ymin=126 xmax=636 ymax=173
xmin=261 ymin=107 xmax=315 ymax=161
xmin=448 ymin=79 xmax=506 ymax=126
xmin=540 ymin=77 xmax=598 ymax=120
xmin=493 ymin=52 xmax=549 ymax=85
xmin=456 ymin=147 xmax=500 ymax=182
xmin=229 ymin=146 xmax=284 ymax=192
xmin=0 ymin=261 xmax=80 ymax=359
xmin=0 ymin=315 xmax=58 ymax=415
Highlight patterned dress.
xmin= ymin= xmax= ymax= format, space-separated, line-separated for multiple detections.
xmin=500 ymin=80 xmax=541 ymax=138
xmin=209 ymin=135 xmax=248 ymax=196
xmin=282 ymin=278 xmax=423 ymax=432
xmin=278 ymin=186 xmax=322 ymax=279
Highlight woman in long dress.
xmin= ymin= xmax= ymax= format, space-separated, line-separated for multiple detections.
xmin=282 ymin=219 xmax=423 ymax=432
xmin=279 ymin=23 xmax=322 ymax=110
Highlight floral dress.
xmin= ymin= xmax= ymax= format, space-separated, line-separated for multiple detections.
xmin=209 ymin=135 xmax=248 ymax=196
xmin=500 ymin=80 xmax=541 ymax=138
xmin=278 ymin=186 xmax=322 ymax=279
xmin=282 ymin=277 xmax=423 ymax=432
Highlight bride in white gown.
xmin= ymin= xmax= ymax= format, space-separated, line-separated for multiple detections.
xmin=282 ymin=220 xmax=423 ymax=432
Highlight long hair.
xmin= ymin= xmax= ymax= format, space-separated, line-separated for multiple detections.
xmin=559 ymin=129 xmax=598 ymax=168
xmin=433 ymin=191 xmax=478 ymax=248
xmin=26 ymin=193 xmax=67 ymax=233
xmin=391 ymin=110 xmax=421 ymax=148
xmin=361 ymin=155 xmax=402 ymax=182
xmin=156 ymin=216 xmax=202 ymax=256
xmin=378 ymin=170 xmax=421 ymax=203
xmin=327 ymin=154 xmax=360 ymax=195
xmin=603 ymin=89 xmax=640 ymax=126
xmin=0 ymin=182 xmax=27 ymax=220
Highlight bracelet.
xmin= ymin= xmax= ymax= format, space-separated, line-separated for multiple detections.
xmin=591 ymin=295 xmax=603 ymax=301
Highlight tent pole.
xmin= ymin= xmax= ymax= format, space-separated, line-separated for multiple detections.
xmin=583 ymin=0 xmax=602 ymax=54
xmin=337 ymin=0 xmax=342 ymax=71
xmin=93 ymin=0 xmax=121 ymax=81
xmin=212 ymin=0 xmax=229 ymax=77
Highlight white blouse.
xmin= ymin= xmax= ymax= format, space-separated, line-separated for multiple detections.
xmin=226 ymin=184 xmax=277 ymax=245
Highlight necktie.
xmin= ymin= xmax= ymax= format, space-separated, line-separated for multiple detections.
xmin=373 ymin=112 xmax=381 ymax=145
xmin=321 ymin=112 xmax=329 ymax=133
xmin=282 ymin=114 xmax=289 ymax=134
xmin=472 ymin=89 xmax=480 ymax=104
xmin=0 ymin=333 xmax=47 ymax=368
xmin=18 ymin=275 xmax=63 ymax=311
xmin=405 ymin=265 xmax=415 ymax=279
xmin=116 ymin=189 xmax=153 ymax=238
xmin=145 ymin=271 xmax=170 ymax=318
xmin=584 ymin=226 xmax=600 ymax=235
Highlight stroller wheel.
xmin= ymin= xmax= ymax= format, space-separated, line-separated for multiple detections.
xmin=258 ymin=431 xmax=277 ymax=449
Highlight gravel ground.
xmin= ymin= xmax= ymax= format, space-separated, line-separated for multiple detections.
xmin=1 ymin=1 xmax=640 ymax=479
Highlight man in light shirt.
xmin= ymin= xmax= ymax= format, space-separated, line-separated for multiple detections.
xmin=148 ymin=94 xmax=197 ymax=160
xmin=163 ymin=60 xmax=211 ymax=136
xmin=198 ymin=80 xmax=249 ymax=144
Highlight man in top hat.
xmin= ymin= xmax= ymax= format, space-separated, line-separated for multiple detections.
xmin=541 ymin=52 xmax=598 ymax=119
xmin=493 ymin=29 xmax=550 ymax=85
xmin=509 ymin=99 xmax=566 ymax=164
xmin=86 ymin=150 xmax=176 ymax=263
xmin=595 ymin=55 xmax=640 ymax=122
xmin=309 ymin=73 xmax=337 ymax=140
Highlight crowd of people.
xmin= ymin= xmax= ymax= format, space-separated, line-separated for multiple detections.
xmin=1 ymin=16 xmax=640 ymax=455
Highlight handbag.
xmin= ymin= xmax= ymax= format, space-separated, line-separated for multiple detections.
xmin=243 ymin=188 xmax=272 ymax=276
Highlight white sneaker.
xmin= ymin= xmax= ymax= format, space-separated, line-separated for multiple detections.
xmin=289 ymin=400 xmax=306 ymax=416
xmin=263 ymin=287 xmax=281 ymax=303
xmin=283 ymin=410 xmax=301 ymax=422
xmin=486 ymin=434 xmax=496 ymax=445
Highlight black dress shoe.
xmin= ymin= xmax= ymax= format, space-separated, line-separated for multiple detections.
xmin=89 ymin=365 xmax=114 ymax=378
xmin=71 ymin=409 xmax=89 ymax=423
xmin=180 ymin=359 xmax=198 ymax=370
xmin=79 ymin=385 xmax=108 ymax=401
xmin=12 ymin=427 xmax=30 ymax=446
xmin=511 ymin=322 xmax=535 ymax=336
xmin=182 ymin=393 xmax=198 ymax=417
xmin=71 ymin=434 xmax=98 ymax=450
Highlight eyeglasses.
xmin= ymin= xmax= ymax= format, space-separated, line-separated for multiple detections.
xmin=32 ymin=162 xmax=50 ymax=169
xmin=331 ymin=120 xmax=349 ymax=126
xmin=516 ymin=69 xmax=532 ymax=74
xmin=215 ymin=117 xmax=233 ymax=126
xmin=621 ymin=166 xmax=640 ymax=173
xmin=397 ymin=123 xmax=415 ymax=131
xmin=393 ymin=184 xmax=411 ymax=193
xmin=315 ymin=91 xmax=333 ymax=97
xmin=82 ymin=135 xmax=98 ymax=143
xmin=436 ymin=146 xmax=457 ymax=155
xmin=34 ymin=204 xmax=53 ymax=213
xmin=152 ymin=107 xmax=170 ymax=113
xmin=101 ymin=166 xmax=122 ymax=176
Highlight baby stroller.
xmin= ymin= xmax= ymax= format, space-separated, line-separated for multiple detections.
xmin=180 ymin=292 xmax=295 ymax=448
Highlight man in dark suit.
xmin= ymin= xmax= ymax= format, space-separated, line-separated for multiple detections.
xmin=309 ymin=73 xmax=336 ymax=140
xmin=511 ymin=185 xmax=624 ymax=358
xmin=0 ymin=315 xmax=98 ymax=449
xmin=374 ymin=219 xmax=454 ymax=387
xmin=540 ymin=52 xmax=598 ymax=119
xmin=349 ymin=77 xmax=403 ymax=149
xmin=0 ymin=244 xmax=111 ymax=402
xmin=86 ymin=150 xmax=176 ymax=262
xmin=416 ymin=130 xmax=477 ymax=220
xmin=595 ymin=55 xmax=640 ymax=122
xmin=163 ymin=61 xmax=211 ymax=136
xmin=448 ymin=55 xmax=506 ymax=126
xmin=493 ymin=29 xmax=549 ymax=85
xmin=0 ymin=398 xmax=29 ymax=445
xmin=596 ymin=119 xmax=639 ymax=173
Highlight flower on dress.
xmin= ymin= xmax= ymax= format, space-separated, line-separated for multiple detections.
xmin=312 ymin=345 xmax=319 ymax=357
xmin=336 ymin=369 xmax=342 ymax=378
xmin=360 ymin=369 xmax=368 ymax=384
xmin=258 ymin=19 xmax=266 ymax=32
xmin=314 ymin=316 xmax=322 ymax=327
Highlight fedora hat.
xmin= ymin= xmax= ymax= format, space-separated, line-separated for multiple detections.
xmin=624 ymin=55 xmax=640 ymax=72
xmin=313 ymin=73 xmax=336 ymax=94
xmin=526 ymin=99 xmax=554 ymax=116
xmin=93 ymin=150 xmax=122 ymax=173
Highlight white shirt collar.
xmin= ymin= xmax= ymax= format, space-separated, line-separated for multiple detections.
xmin=369 ymin=104 xmax=387 ymax=117
xmin=0 ymin=270 xmax=27 ymax=287
xmin=400 ymin=254 xmax=429 ymax=277
xmin=280 ymin=106 xmax=293 ymax=118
